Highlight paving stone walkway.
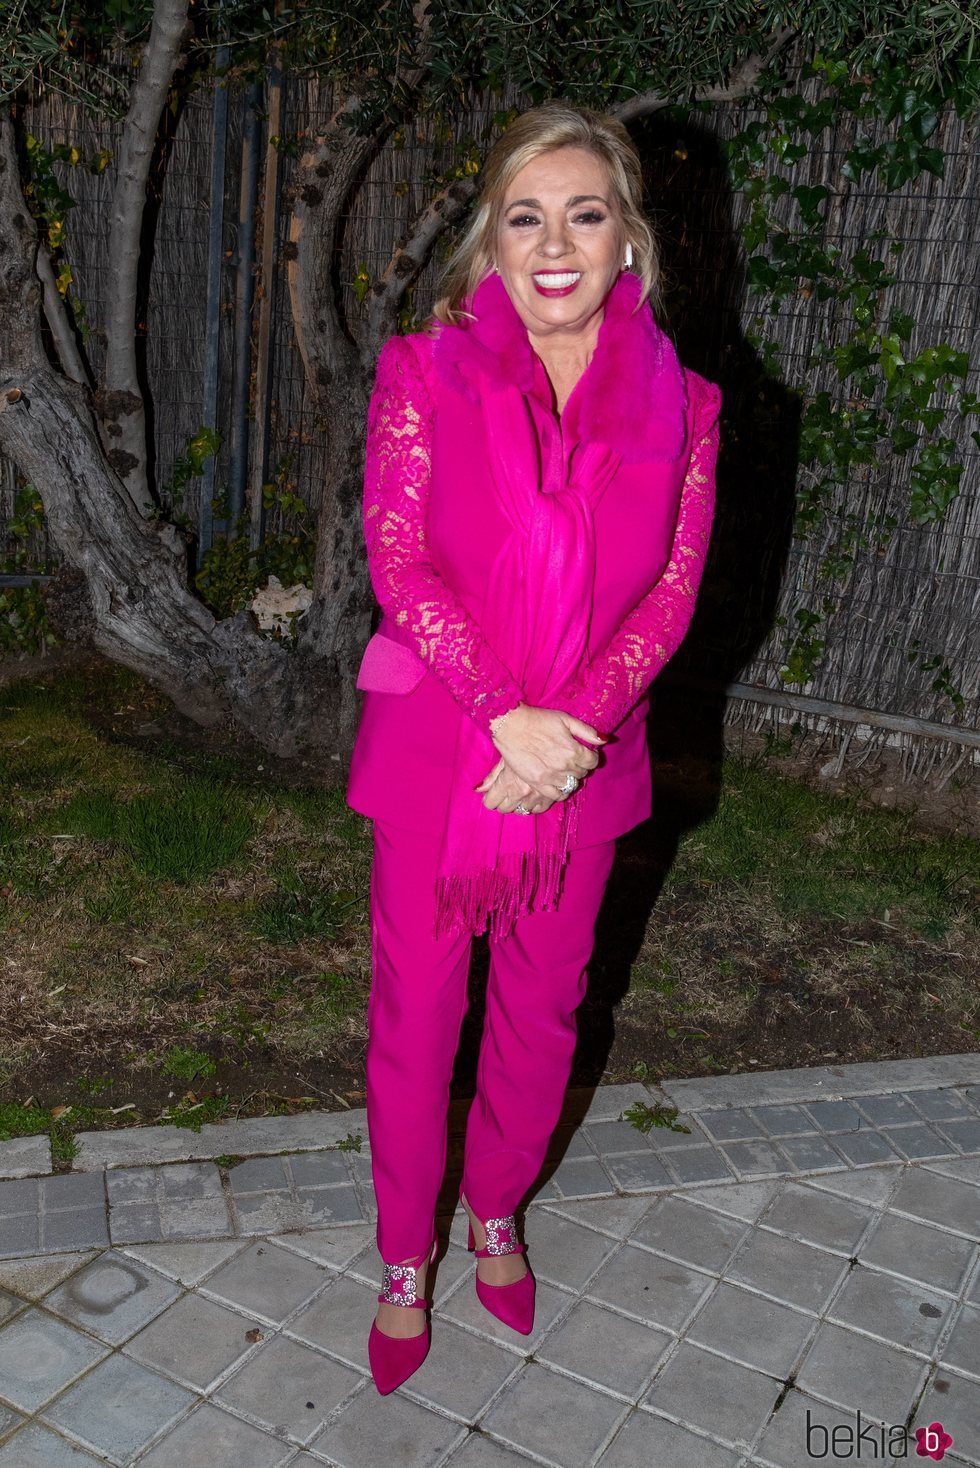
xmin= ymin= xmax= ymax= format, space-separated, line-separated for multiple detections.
xmin=0 ymin=1055 xmax=977 ymax=1467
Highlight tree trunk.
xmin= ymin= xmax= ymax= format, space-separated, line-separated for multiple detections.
xmin=0 ymin=360 xmax=366 ymax=758
xmin=0 ymin=91 xmax=377 ymax=766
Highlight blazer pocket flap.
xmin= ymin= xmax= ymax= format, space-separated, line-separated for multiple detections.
xmin=356 ymin=632 xmax=427 ymax=694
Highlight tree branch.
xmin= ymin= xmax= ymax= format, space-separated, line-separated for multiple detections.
xmin=0 ymin=106 xmax=46 ymax=376
xmin=286 ymin=87 xmax=380 ymax=396
xmin=610 ymin=25 xmax=798 ymax=123
xmin=284 ymin=0 xmax=434 ymax=390
xmin=35 ymin=241 xmax=91 ymax=387
xmin=99 ymin=0 xmax=193 ymax=519
xmin=364 ymin=173 xmax=478 ymax=352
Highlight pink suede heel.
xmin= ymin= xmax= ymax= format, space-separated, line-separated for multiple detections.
xmin=461 ymin=1190 xmax=535 ymax=1336
xmin=368 ymin=1237 xmax=438 ymax=1395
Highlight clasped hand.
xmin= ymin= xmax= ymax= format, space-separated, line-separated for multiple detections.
xmin=476 ymin=703 xmax=606 ymax=816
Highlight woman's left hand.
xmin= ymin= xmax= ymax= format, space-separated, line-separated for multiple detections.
xmin=476 ymin=757 xmax=557 ymax=815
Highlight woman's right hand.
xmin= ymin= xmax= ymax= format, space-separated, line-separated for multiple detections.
xmin=475 ymin=757 xmax=556 ymax=815
xmin=487 ymin=703 xmax=606 ymax=801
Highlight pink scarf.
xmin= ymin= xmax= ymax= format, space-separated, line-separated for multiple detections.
xmin=430 ymin=270 xmax=687 ymax=941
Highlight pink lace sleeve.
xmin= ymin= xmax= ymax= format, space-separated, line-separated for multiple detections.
xmin=362 ymin=335 xmax=526 ymax=736
xmin=561 ymin=378 xmax=722 ymax=733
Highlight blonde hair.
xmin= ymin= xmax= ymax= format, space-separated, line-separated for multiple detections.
xmin=430 ymin=102 xmax=662 ymax=327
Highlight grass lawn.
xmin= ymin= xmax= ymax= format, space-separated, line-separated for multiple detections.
xmin=1 ymin=655 xmax=977 ymax=1170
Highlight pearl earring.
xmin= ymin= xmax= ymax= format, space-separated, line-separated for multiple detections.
xmin=623 ymin=242 xmax=633 ymax=270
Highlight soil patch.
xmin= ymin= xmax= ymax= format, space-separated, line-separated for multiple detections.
xmin=1 ymin=646 xmax=976 ymax=1150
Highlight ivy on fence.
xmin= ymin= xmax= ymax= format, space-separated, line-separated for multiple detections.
xmin=714 ymin=53 xmax=980 ymax=707
xmin=0 ymin=486 xmax=57 ymax=655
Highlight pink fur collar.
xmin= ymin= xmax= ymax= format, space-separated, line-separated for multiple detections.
xmin=430 ymin=269 xmax=688 ymax=464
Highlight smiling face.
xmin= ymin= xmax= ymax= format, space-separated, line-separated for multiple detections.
xmin=493 ymin=145 xmax=626 ymax=347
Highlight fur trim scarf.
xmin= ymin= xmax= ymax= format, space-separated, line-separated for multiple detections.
xmin=432 ymin=267 xmax=688 ymax=464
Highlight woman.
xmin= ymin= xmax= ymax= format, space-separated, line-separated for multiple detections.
xmin=345 ymin=102 xmax=722 ymax=1394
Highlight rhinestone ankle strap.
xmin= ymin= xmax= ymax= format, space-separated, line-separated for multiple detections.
xmin=380 ymin=1260 xmax=423 ymax=1306
xmin=483 ymin=1215 xmax=520 ymax=1256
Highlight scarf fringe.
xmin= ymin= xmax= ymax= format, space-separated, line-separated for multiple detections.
xmin=433 ymin=791 xmax=580 ymax=940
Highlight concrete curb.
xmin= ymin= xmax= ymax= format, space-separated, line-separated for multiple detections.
xmin=1 ymin=1056 xmax=977 ymax=1180
xmin=661 ymin=1053 xmax=980 ymax=1111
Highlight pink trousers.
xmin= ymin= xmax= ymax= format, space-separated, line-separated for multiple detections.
xmin=366 ymin=818 xmax=617 ymax=1263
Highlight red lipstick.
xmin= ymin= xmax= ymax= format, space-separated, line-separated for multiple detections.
xmin=531 ymin=272 xmax=581 ymax=297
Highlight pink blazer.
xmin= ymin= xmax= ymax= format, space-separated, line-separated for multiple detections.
xmin=346 ymin=271 xmax=722 ymax=845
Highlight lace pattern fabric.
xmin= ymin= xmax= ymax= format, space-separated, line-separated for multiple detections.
xmin=560 ymin=380 xmax=723 ymax=732
xmin=362 ymin=335 xmax=526 ymax=737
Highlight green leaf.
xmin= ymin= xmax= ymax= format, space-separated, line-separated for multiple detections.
xmin=889 ymin=310 xmax=915 ymax=342
xmin=793 ymin=183 xmax=829 ymax=225
xmin=891 ymin=427 xmax=920 ymax=453
xmin=745 ymin=254 xmax=779 ymax=291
